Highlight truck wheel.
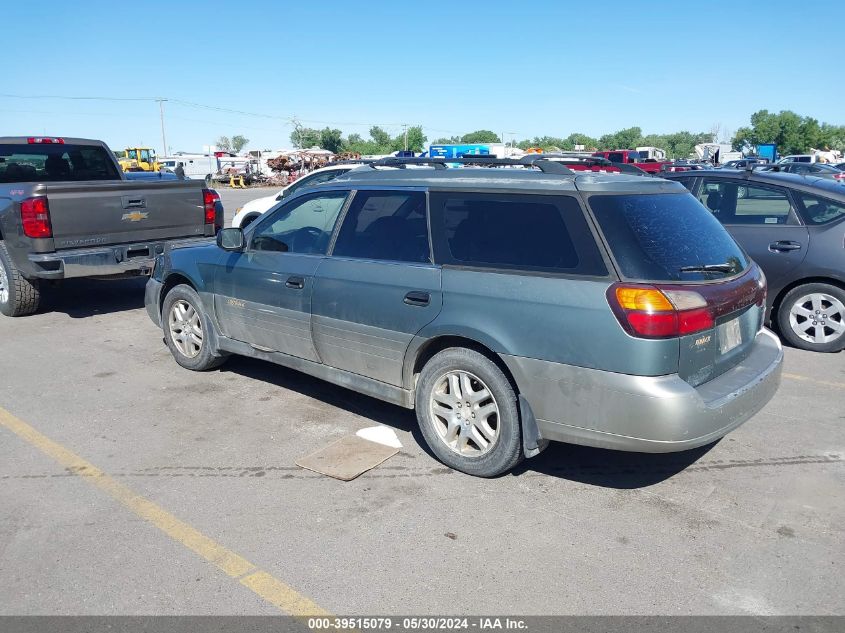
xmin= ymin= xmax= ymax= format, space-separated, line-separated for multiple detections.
xmin=415 ymin=348 xmax=523 ymax=477
xmin=161 ymin=284 xmax=226 ymax=370
xmin=0 ymin=241 xmax=40 ymax=317
xmin=776 ymin=283 xmax=845 ymax=353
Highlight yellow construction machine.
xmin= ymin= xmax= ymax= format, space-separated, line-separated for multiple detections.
xmin=117 ymin=147 xmax=160 ymax=172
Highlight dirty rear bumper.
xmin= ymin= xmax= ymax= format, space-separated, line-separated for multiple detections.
xmin=502 ymin=328 xmax=783 ymax=453
xmin=26 ymin=238 xmax=212 ymax=280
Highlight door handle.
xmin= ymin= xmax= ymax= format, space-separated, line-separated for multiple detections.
xmin=768 ymin=240 xmax=802 ymax=252
xmin=404 ymin=291 xmax=430 ymax=307
xmin=285 ymin=276 xmax=305 ymax=289
xmin=121 ymin=195 xmax=146 ymax=209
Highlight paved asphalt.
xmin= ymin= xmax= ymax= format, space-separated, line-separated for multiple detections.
xmin=0 ymin=187 xmax=842 ymax=615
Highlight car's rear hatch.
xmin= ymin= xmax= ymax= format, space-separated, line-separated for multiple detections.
xmin=44 ymin=180 xmax=207 ymax=249
xmin=587 ymin=189 xmax=766 ymax=386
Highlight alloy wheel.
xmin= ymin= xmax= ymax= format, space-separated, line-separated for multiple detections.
xmin=429 ymin=370 xmax=500 ymax=456
xmin=168 ymin=299 xmax=203 ymax=358
xmin=788 ymin=292 xmax=845 ymax=345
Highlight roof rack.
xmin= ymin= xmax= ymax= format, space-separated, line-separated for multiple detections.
xmin=529 ymin=154 xmax=648 ymax=176
xmin=330 ymin=158 xmax=377 ymax=166
xmin=368 ymin=156 xmax=575 ymax=175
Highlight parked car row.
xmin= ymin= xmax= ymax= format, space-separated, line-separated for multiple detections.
xmin=4 ymin=138 xmax=843 ymax=478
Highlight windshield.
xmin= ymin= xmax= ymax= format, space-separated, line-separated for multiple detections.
xmin=0 ymin=143 xmax=122 ymax=182
xmin=589 ymin=193 xmax=749 ymax=281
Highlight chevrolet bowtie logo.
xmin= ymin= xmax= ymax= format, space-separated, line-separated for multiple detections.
xmin=121 ymin=211 xmax=149 ymax=222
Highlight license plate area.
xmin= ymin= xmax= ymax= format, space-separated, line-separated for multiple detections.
xmin=718 ymin=317 xmax=742 ymax=354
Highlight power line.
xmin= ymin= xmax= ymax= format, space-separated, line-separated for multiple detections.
xmin=0 ymin=92 xmax=457 ymax=134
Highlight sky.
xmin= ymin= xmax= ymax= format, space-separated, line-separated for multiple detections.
xmin=2 ymin=1 xmax=841 ymax=154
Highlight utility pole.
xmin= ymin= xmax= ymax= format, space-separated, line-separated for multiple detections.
xmin=402 ymin=124 xmax=408 ymax=151
xmin=157 ymin=98 xmax=168 ymax=158
xmin=291 ymin=117 xmax=304 ymax=149
xmin=507 ymin=132 xmax=517 ymax=156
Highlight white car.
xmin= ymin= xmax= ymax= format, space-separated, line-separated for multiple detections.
xmin=231 ymin=164 xmax=362 ymax=228
xmin=777 ymin=154 xmax=816 ymax=164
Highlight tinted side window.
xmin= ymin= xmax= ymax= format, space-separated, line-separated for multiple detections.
xmin=429 ymin=192 xmax=607 ymax=276
xmin=332 ymin=190 xmax=430 ymax=263
xmin=795 ymin=192 xmax=845 ymax=224
xmin=698 ymin=179 xmax=794 ymax=225
xmin=251 ymin=191 xmax=347 ymax=254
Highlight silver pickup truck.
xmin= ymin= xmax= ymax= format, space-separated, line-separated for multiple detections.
xmin=0 ymin=136 xmax=222 ymax=316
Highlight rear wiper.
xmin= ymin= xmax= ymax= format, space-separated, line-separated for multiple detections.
xmin=679 ymin=264 xmax=736 ymax=274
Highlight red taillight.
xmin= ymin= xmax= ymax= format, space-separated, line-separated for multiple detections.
xmin=834 ymin=172 xmax=845 ymax=180
xmin=607 ymin=268 xmax=767 ymax=339
xmin=20 ymin=197 xmax=52 ymax=238
xmin=27 ymin=137 xmax=64 ymax=144
xmin=608 ymin=284 xmax=714 ymax=339
xmin=202 ymin=188 xmax=220 ymax=228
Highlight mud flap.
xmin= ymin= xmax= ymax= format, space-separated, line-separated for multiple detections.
xmin=519 ymin=395 xmax=549 ymax=458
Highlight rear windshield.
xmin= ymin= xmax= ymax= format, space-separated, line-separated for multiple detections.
xmin=0 ymin=144 xmax=121 ymax=183
xmin=589 ymin=193 xmax=749 ymax=281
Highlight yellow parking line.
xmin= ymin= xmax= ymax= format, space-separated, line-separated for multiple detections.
xmin=0 ymin=406 xmax=330 ymax=616
xmin=783 ymin=372 xmax=845 ymax=390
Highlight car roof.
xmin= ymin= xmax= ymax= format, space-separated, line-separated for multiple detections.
xmin=664 ymin=168 xmax=845 ymax=198
xmin=327 ymin=166 xmax=687 ymax=194
xmin=0 ymin=136 xmax=109 ymax=147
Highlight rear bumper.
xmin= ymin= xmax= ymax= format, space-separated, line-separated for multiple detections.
xmin=26 ymin=237 xmax=212 ymax=280
xmin=502 ymin=328 xmax=783 ymax=453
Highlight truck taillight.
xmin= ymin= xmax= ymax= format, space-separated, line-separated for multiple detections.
xmin=607 ymin=284 xmax=713 ymax=339
xmin=20 ymin=197 xmax=52 ymax=238
xmin=202 ymin=189 xmax=220 ymax=229
xmin=27 ymin=137 xmax=64 ymax=144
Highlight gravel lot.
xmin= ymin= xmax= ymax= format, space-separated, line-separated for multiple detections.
xmin=0 ymin=187 xmax=842 ymax=616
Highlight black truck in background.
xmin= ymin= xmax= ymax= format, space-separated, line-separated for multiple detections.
xmin=0 ymin=136 xmax=222 ymax=316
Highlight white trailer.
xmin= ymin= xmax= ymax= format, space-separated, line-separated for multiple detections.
xmin=159 ymin=153 xmax=218 ymax=183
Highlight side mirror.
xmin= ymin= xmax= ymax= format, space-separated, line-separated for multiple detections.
xmin=217 ymin=227 xmax=245 ymax=252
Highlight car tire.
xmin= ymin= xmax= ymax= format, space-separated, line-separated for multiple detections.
xmin=415 ymin=347 xmax=523 ymax=477
xmin=239 ymin=214 xmax=260 ymax=229
xmin=0 ymin=240 xmax=40 ymax=317
xmin=161 ymin=284 xmax=227 ymax=370
xmin=776 ymin=282 xmax=845 ymax=353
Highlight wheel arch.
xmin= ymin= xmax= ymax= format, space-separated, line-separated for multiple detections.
xmin=159 ymin=272 xmax=198 ymax=317
xmin=406 ymin=334 xmax=521 ymax=397
xmin=238 ymin=212 xmax=261 ymax=229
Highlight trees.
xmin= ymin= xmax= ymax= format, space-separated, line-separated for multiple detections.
xmin=396 ymin=126 xmax=427 ymax=152
xmin=216 ymin=136 xmax=231 ymax=152
xmin=369 ymin=126 xmax=392 ymax=147
xmin=460 ymin=130 xmax=501 ymax=144
xmin=231 ymin=135 xmax=249 ymax=153
xmin=731 ymin=110 xmax=845 ymax=155
xmin=289 ymin=127 xmax=322 ymax=149
xmin=318 ymin=128 xmax=344 ymax=154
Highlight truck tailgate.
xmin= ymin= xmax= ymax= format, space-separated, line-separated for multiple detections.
xmin=43 ymin=180 xmax=207 ymax=249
